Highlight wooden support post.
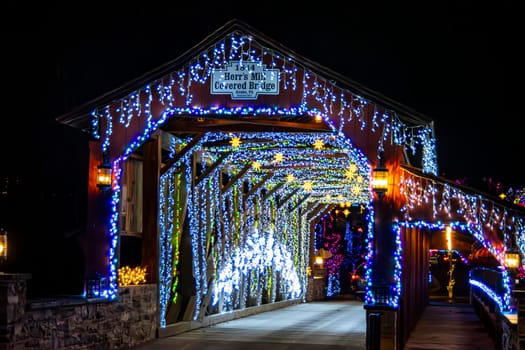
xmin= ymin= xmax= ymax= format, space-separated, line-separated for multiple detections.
xmin=142 ymin=135 xmax=161 ymax=283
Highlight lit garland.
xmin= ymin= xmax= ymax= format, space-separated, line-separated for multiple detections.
xmin=212 ymin=228 xmax=302 ymax=307
xmin=395 ymin=220 xmax=514 ymax=311
xmin=118 ymin=266 xmax=147 ymax=286
xmin=159 ymin=167 xmax=183 ymax=327
xmin=90 ymin=29 xmax=440 ymax=306
xmin=400 ymin=172 xmax=525 ymax=266
xmin=85 ymin=26 xmax=525 ymax=324
xmin=91 ymin=31 xmax=437 ymax=175
xmin=469 ymin=279 xmax=506 ymax=311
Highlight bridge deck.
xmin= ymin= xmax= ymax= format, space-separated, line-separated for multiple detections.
xmin=130 ymin=298 xmax=497 ymax=350
xmin=403 ymin=300 xmax=497 ymax=350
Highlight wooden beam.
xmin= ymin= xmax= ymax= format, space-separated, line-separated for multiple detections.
xmin=161 ymin=118 xmax=333 ymax=133
xmin=244 ymin=172 xmax=273 ymax=198
xmin=277 ymin=188 xmax=301 ymax=209
xmin=262 ymin=182 xmax=285 ymax=201
xmin=221 ymin=164 xmax=252 ymax=194
xmin=142 ymin=136 xmax=161 ymax=284
xmin=194 ymin=152 xmax=230 ymax=186
xmin=160 ymin=133 xmax=204 ymax=175
xmin=307 ymin=203 xmax=334 ymax=222
xmin=289 ymin=194 xmax=311 ymax=212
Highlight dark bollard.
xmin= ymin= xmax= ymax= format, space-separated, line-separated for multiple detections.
xmin=367 ymin=312 xmax=382 ymax=350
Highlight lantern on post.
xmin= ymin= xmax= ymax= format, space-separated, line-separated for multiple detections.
xmin=505 ymin=249 xmax=521 ymax=269
xmin=372 ymin=156 xmax=388 ymax=199
xmin=96 ymin=154 xmax=112 ymax=192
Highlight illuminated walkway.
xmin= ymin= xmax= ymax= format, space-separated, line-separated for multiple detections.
xmin=132 ymin=298 xmax=366 ymax=350
xmin=131 ymin=297 xmax=499 ymax=350
xmin=403 ymin=299 xmax=497 ymax=350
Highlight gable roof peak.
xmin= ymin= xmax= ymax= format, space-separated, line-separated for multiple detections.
xmin=56 ymin=18 xmax=432 ymax=130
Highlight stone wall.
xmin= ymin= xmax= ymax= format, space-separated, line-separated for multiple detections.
xmin=305 ymin=275 xmax=326 ymax=302
xmin=0 ymin=274 xmax=157 ymax=350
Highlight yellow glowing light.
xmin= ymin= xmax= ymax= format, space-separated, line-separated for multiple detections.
xmin=337 ymin=194 xmax=344 ymax=201
xmin=274 ymin=153 xmax=284 ymax=162
xmin=313 ymin=139 xmax=324 ymax=150
xmin=351 ymin=185 xmax=361 ymax=195
xmin=118 ymin=266 xmax=147 ymax=286
xmin=96 ymin=163 xmax=112 ymax=189
xmin=446 ymin=226 xmax=452 ymax=251
xmin=345 ymin=168 xmax=354 ymax=180
xmin=229 ymin=136 xmax=242 ymax=148
xmin=314 ymin=114 xmax=323 ymax=123
xmin=287 ymin=174 xmax=295 ymax=182
xmin=315 ymin=256 xmax=324 ymax=265
xmin=303 ymin=180 xmax=313 ymax=192
xmin=252 ymin=161 xmax=261 ymax=171
xmin=343 ymin=209 xmax=350 ymax=216
xmin=505 ymin=252 xmax=521 ymax=269
xmin=325 ymin=194 xmax=331 ymax=200
xmin=356 ymin=175 xmax=363 ymax=183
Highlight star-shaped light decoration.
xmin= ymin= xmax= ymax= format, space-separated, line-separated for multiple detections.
xmin=343 ymin=208 xmax=351 ymax=216
xmin=274 ymin=153 xmax=284 ymax=163
xmin=286 ymin=174 xmax=295 ymax=183
xmin=313 ymin=139 xmax=324 ymax=150
xmin=345 ymin=163 xmax=358 ymax=179
xmin=303 ymin=180 xmax=313 ymax=192
xmin=356 ymin=175 xmax=363 ymax=183
xmin=337 ymin=194 xmax=344 ymax=201
xmin=229 ymin=136 xmax=242 ymax=148
xmin=252 ymin=161 xmax=262 ymax=171
xmin=351 ymin=185 xmax=361 ymax=196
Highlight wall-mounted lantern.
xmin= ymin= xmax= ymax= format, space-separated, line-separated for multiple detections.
xmin=372 ymin=157 xmax=388 ymax=199
xmin=96 ymin=154 xmax=112 ymax=192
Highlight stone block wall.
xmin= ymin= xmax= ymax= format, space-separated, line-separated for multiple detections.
xmin=0 ymin=274 xmax=157 ymax=350
xmin=305 ymin=276 xmax=326 ymax=301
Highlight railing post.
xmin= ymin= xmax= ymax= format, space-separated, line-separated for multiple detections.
xmin=367 ymin=311 xmax=382 ymax=350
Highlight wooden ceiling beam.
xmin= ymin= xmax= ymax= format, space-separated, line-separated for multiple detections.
xmin=160 ymin=133 xmax=204 ymax=175
xmin=194 ymin=152 xmax=231 ymax=186
xmin=161 ymin=118 xmax=333 ymax=133
xmin=221 ymin=164 xmax=252 ymax=194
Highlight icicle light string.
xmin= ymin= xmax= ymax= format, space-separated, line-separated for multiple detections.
xmin=91 ymin=31 xmax=437 ymax=174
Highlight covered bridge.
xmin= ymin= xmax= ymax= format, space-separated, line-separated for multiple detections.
xmin=51 ymin=19 xmax=525 ymax=350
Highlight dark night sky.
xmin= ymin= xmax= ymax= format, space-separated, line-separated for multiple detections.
xmin=3 ymin=2 xmax=525 ymax=189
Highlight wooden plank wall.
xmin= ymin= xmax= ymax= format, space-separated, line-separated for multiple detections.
xmin=400 ymin=226 xmax=430 ymax=348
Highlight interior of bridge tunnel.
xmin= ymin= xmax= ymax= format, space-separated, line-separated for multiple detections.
xmin=310 ymin=205 xmax=503 ymax=302
xmin=313 ymin=204 xmax=369 ymax=299
xmin=428 ymin=227 xmax=501 ymax=300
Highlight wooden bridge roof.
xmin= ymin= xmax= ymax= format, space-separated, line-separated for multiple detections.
xmin=55 ymin=18 xmax=432 ymax=133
